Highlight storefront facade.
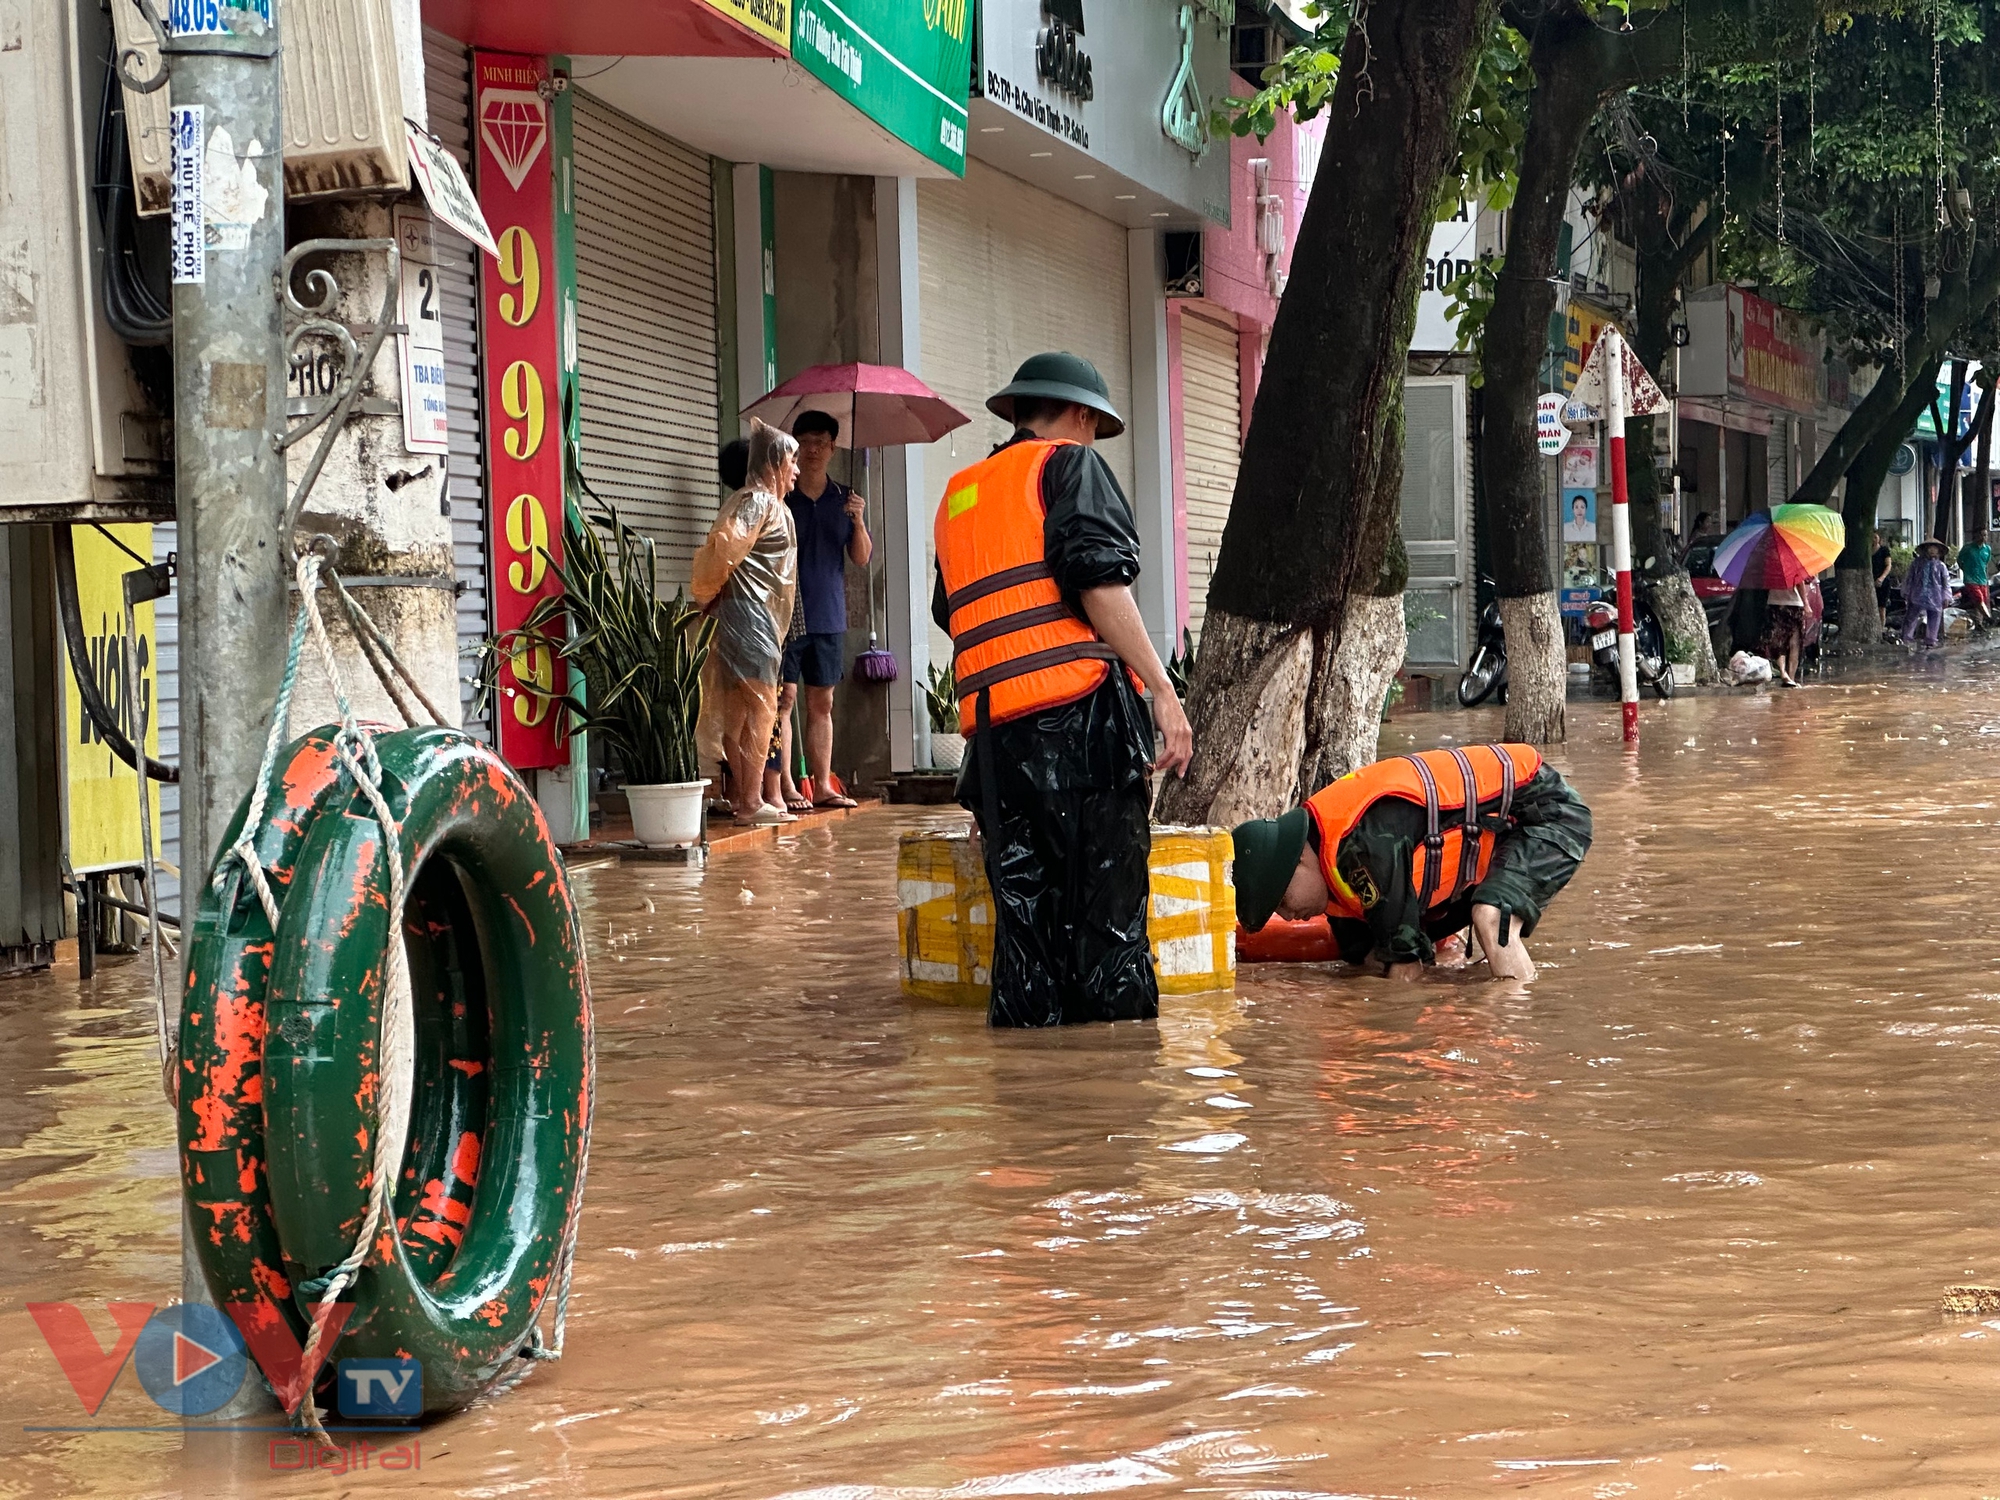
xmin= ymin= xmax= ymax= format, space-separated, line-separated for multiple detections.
xmin=424 ymin=0 xmax=1247 ymax=783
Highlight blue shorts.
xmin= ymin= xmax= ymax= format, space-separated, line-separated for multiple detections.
xmin=782 ymin=630 xmax=845 ymax=688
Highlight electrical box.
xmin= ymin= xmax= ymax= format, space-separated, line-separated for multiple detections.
xmin=0 ymin=1 xmax=170 ymax=521
xmin=111 ymin=0 xmax=410 ymax=211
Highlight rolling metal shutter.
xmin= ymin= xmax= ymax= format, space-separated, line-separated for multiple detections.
xmin=153 ymin=523 xmax=180 ymax=911
xmin=422 ymin=30 xmax=491 ymax=739
xmin=916 ymin=161 xmax=1134 ymax=501
xmin=1179 ymin=308 xmax=1239 ymax=644
xmin=571 ymin=92 xmax=720 ymax=593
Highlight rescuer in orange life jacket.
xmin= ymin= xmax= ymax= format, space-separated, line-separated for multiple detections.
xmin=1231 ymin=745 xmax=1592 ymax=983
xmin=932 ymin=352 xmax=1194 ymax=1028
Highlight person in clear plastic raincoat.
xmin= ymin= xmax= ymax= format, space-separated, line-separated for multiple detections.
xmin=693 ymin=419 xmax=799 ymax=825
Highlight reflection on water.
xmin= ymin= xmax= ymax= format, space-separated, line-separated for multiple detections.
xmin=10 ymin=664 xmax=2000 ymax=1496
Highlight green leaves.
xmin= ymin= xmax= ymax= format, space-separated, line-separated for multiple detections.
xmin=484 ymin=497 xmax=717 ymax=788
xmin=922 ymin=661 xmax=957 ymax=734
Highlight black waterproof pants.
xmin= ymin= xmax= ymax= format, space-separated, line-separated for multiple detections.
xmin=973 ymin=775 xmax=1159 ymax=1029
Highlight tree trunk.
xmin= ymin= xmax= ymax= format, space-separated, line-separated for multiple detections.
xmin=1836 ymin=568 xmax=1879 ymax=651
xmin=1299 ymin=594 xmax=1408 ymax=790
xmin=1476 ymin=15 xmax=1606 ymax=743
xmin=1160 ymin=614 xmax=1314 ymax=824
xmin=1500 ymin=592 xmax=1566 ymax=742
xmin=1161 ymin=0 xmax=1493 ymax=823
xmin=1651 ymin=569 xmax=1716 ymax=682
xmin=1834 ymin=361 xmax=1944 ymax=644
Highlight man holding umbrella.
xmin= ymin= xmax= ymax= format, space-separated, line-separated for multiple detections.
xmin=931 ymin=352 xmax=1194 ymax=1029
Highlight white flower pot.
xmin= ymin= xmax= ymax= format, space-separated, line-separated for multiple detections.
xmin=1671 ymin=662 xmax=1695 ymax=686
xmin=626 ymin=779 xmax=710 ymax=849
xmin=930 ymin=732 xmax=965 ymax=771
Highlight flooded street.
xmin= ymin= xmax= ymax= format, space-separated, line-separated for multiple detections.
xmin=11 ymin=663 xmax=2000 ymax=1497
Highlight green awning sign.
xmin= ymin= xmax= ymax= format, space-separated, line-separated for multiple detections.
xmin=1914 ymin=378 xmax=1975 ymax=439
xmin=792 ymin=0 xmax=971 ymax=175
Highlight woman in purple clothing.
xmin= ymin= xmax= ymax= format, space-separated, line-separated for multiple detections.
xmin=1902 ymin=539 xmax=1953 ymax=649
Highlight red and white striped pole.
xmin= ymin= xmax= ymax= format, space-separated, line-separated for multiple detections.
xmin=1604 ymin=327 xmax=1639 ymax=742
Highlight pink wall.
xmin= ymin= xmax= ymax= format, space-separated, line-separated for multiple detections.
xmin=1169 ymin=81 xmax=1320 ymax=630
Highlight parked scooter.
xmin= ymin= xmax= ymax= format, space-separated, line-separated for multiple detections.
xmin=1581 ymin=584 xmax=1674 ymax=699
xmin=1457 ymin=588 xmax=1509 ymax=706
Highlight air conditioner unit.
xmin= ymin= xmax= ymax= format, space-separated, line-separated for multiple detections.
xmin=110 ymin=0 xmax=410 ymax=212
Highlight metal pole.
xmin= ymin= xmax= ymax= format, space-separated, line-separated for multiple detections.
xmin=165 ymin=1 xmax=287 ymax=1405
xmin=1606 ymin=327 xmax=1639 ymax=743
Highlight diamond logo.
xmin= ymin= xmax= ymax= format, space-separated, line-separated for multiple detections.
xmin=479 ymin=89 xmax=548 ymax=193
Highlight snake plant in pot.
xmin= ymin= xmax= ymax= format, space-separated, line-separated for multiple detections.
xmin=502 ymin=500 xmax=718 ymax=847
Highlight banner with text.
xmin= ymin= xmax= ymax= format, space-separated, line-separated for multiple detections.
xmin=64 ymin=526 xmax=161 ymax=873
xmin=476 ymin=52 xmax=567 ymax=770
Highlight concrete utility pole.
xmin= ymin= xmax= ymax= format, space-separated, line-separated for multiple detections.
xmin=160 ymin=0 xmax=287 ymax=1415
xmin=167 ymin=2 xmax=288 ymax=944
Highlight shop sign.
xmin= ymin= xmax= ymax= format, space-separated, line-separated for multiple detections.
xmin=978 ymin=0 xmax=1230 ymax=222
xmin=791 ymin=0 xmax=971 ymax=174
xmin=475 ymin=52 xmax=567 ymax=771
xmin=1726 ymin=286 xmax=1819 ymax=414
xmin=393 ymin=206 xmax=449 ymax=456
xmin=1535 ymin=392 xmax=1571 ymax=455
xmin=701 ymin=0 xmax=791 ymax=48
xmin=63 ymin=525 xmax=161 ymax=873
xmin=1559 ymin=586 xmax=1600 ymax=616
xmin=406 ymin=122 xmax=497 ymax=256
xmin=1035 ymin=0 xmax=1092 ymax=102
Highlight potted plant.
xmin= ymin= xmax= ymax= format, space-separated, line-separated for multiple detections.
xmin=924 ymin=662 xmax=963 ymax=771
xmin=500 ymin=500 xmax=718 ymax=848
xmin=1665 ymin=629 xmax=1698 ymax=687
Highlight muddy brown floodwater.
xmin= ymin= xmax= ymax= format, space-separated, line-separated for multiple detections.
xmin=10 ymin=662 xmax=2000 ymax=1498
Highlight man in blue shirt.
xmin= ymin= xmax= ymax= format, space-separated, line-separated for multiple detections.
xmin=785 ymin=410 xmax=873 ymax=806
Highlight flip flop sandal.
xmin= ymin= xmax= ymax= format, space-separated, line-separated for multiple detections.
xmin=814 ymin=794 xmax=859 ymax=810
xmin=784 ymin=796 xmax=813 ymax=813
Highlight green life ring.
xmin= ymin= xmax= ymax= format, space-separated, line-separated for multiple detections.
xmin=179 ymin=731 xmax=351 ymax=1372
xmin=259 ymin=726 xmax=592 ymax=1411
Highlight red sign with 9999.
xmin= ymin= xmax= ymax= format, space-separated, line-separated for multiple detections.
xmin=475 ymin=51 xmax=565 ymax=770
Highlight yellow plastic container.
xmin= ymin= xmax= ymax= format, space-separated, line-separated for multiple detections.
xmin=895 ymin=824 xmax=1236 ymax=1005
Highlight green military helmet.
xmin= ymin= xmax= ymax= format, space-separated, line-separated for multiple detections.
xmin=987 ymin=351 xmax=1126 ymax=439
xmin=1231 ymin=807 xmax=1311 ymax=933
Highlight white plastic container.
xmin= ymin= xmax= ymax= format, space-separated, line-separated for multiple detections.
xmin=930 ymin=732 xmax=965 ymax=771
xmin=626 ymin=780 xmax=710 ymax=848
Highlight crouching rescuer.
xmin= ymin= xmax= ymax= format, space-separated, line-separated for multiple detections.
xmin=1231 ymin=745 xmax=1592 ymax=982
xmin=933 ymin=352 xmax=1194 ymax=1028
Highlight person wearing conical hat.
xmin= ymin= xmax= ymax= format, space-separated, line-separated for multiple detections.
xmin=1231 ymin=745 xmax=1592 ymax=983
xmin=931 ymin=352 xmax=1193 ymax=1028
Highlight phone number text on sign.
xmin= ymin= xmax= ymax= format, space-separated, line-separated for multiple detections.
xmin=169 ymin=105 xmax=205 ymax=285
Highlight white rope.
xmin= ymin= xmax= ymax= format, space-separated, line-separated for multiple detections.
xmin=286 ymin=553 xmax=416 ymax=1445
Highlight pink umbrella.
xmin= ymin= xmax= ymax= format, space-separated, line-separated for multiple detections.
xmin=742 ymin=362 xmax=971 ymax=449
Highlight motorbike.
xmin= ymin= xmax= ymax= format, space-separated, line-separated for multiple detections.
xmin=1457 ymin=589 xmax=1509 ymax=707
xmin=1581 ymin=584 xmax=1674 ymax=699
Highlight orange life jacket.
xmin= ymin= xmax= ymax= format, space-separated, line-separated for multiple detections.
xmin=934 ymin=439 xmax=1122 ymax=734
xmin=1304 ymin=744 xmax=1543 ymax=921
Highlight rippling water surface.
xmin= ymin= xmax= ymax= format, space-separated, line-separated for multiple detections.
xmin=9 ymin=662 xmax=2000 ymax=1497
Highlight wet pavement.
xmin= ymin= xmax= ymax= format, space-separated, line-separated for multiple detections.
xmin=9 ymin=657 xmax=2000 ymax=1497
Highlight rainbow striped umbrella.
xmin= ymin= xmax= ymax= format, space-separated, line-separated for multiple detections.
xmin=1711 ymin=504 xmax=1846 ymax=589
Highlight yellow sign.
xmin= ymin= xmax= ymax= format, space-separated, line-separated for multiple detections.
xmin=702 ymin=0 xmax=791 ymax=48
xmin=63 ymin=525 xmax=162 ymax=873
